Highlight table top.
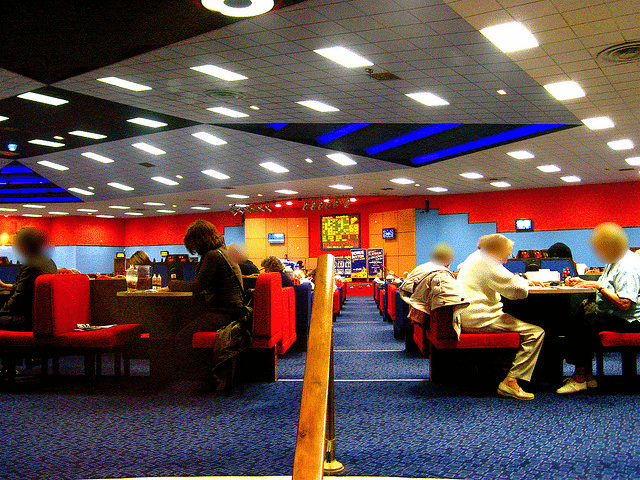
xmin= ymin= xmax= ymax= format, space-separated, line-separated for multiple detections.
xmin=117 ymin=290 xmax=193 ymax=297
xmin=528 ymin=286 xmax=596 ymax=295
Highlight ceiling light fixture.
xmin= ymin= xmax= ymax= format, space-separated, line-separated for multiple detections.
xmin=507 ymin=150 xmax=535 ymax=159
xmin=22 ymin=214 xmax=42 ymax=218
xmin=124 ymin=212 xmax=144 ymax=216
xmin=460 ymin=172 xmax=484 ymax=179
xmin=143 ymin=202 xmax=165 ymax=206
xmin=625 ymin=157 xmax=640 ymax=166
xmin=305 ymin=158 xmax=313 ymax=163
xmin=127 ymin=118 xmax=168 ymax=128
xmin=226 ymin=194 xmax=250 ymax=199
xmin=480 ymin=21 xmax=539 ymax=53
xmin=0 ymin=116 xmax=8 ymax=122
xmin=297 ymin=100 xmax=340 ymax=112
xmin=132 ymin=143 xmax=166 ymax=155
xmin=48 ymin=211 xmax=69 ymax=215
xmin=207 ymin=107 xmax=249 ymax=118
xmin=77 ymin=208 xmax=99 ymax=212
xmin=329 ymin=184 xmax=353 ymax=190
xmin=0 ymin=208 xmax=17 ymax=212
xmin=390 ymin=178 xmax=415 ymax=185
xmin=202 ymin=169 xmax=230 ymax=180
xmin=582 ymin=116 xmax=615 ymax=130
xmin=23 ymin=204 xmax=46 ymax=209
xmin=537 ymin=164 xmax=561 ymax=173
xmin=561 ymin=176 xmax=581 ymax=183
xmin=427 ymin=187 xmax=448 ymax=193
xmin=490 ymin=181 xmax=511 ymax=188
xmin=326 ymin=152 xmax=357 ymax=166
xmin=37 ymin=160 xmax=69 ymax=171
xmin=97 ymin=77 xmax=152 ymax=91
xmin=69 ymin=130 xmax=107 ymax=139
xmin=406 ymin=92 xmax=449 ymax=106
xmin=249 ymin=105 xmax=260 ymax=110
xmin=201 ymin=0 xmax=275 ymax=17
xmin=275 ymin=189 xmax=298 ymax=195
xmin=191 ymin=206 xmax=211 ymax=211
xmin=151 ymin=176 xmax=179 ymax=186
xmin=96 ymin=215 xmax=115 ymax=218
xmin=543 ymin=81 xmax=586 ymax=101
xmin=497 ymin=89 xmax=507 ymax=95
xmin=108 ymin=182 xmax=135 ymax=191
xmin=81 ymin=152 xmax=114 ymax=163
xmin=17 ymin=92 xmax=68 ymax=106
xmin=192 ymin=132 xmax=227 ymax=145
xmin=29 ymin=139 xmax=65 ymax=147
xmin=68 ymin=187 xmax=94 ymax=196
xmin=190 ymin=64 xmax=247 ymax=81
xmin=260 ymin=161 xmax=289 ymax=173
xmin=313 ymin=46 xmax=374 ymax=68
xmin=608 ymin=139 xmax=634 ymax=150
xmin=109 ymin=206 xmax=130 ymax=210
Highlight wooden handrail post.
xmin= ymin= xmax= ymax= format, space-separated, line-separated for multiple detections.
xmin=323 ymin=334 xmax=345 ymax=475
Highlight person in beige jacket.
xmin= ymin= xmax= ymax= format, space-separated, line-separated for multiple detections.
xmin=457 ymin=234 xmax=545 ymax=401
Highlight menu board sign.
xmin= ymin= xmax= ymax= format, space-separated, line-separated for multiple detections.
xmin=321 ymin=214 xmax=361 ymax=250
xmin=367 ymin=248 xmax=384 ymax=277
xmin=350 ymin=248 xmax=367 ymax=279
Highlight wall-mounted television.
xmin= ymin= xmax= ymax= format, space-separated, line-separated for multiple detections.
xmin=382 ymin=228 xmax=396 ymax=240
xmin=268 ymin=233 xmax=285 ymax=244
xmin=515 ymin=219 xmax=533 ymax=231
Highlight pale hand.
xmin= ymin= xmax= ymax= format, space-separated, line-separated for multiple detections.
xmin=528 ymin=280 xmax=545 ymax=287
xmin=565 ymin=277 xmax=584 ymax=287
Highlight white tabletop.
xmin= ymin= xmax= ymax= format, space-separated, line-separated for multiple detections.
xmin=528 ymin=286 xmax=596 ymax=295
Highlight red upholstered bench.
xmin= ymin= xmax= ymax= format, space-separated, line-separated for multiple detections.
xmin=596 ymin=331 xmax=640 ymax=379
xmin=278 ymin=286 xmax=297 ymax=354
xmin=386 ymin=284 xmax=398 ymax=323
xmin=333 ymin=289 xmax=340 ymax=317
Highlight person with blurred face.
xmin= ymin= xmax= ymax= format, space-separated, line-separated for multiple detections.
xmin=457 ymin=234 xmax=545 ymax=401
xmin=559 ymin=223 xmax=640 ymax=394
xmin=227 ymin=243 xmax=259 ymax=276
xmin=0 ymin=227 xmax=57 ymax=331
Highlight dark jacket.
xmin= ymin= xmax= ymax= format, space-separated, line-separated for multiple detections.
xmin=238 ymin=259 xmax=259 ymax=276
xmin=169 ymin=248 xmax=244 ymax=315
xmin=281 ymin=272 xmax=294 ymax=288
xmin=0 ymin=255 xmax=58 ymax=328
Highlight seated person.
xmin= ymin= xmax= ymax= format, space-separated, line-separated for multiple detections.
xmin=373 ymin=272 xmax=385 ymax=285
xmin=168 ymin=220 xmax=244 ymax=381
xmin=547 ymin=242 xmax=573 ymax=260
xmin=559 ymin=223 xmax=640 ymax=394
xmin=457 ymin=234 xmax=545 ymax=401
xmin=227 ymin=243 xmax=259 ymax=276
xmin=261 ymin=255 xmax=294 ymax=288
xmin=129 ymin=250 xmax=151 ymax=266
xmin=292 ymin=268 xmax=307 ymax=285
xmin=0 ymin=227 xmax=58 ymax=331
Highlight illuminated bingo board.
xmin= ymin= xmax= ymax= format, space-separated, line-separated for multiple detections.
xmin=321 ymin=214 xmax=361 ymax=251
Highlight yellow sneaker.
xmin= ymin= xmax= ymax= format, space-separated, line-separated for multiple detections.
xmin=497 ymin=381 xmax=535 ymax=401
xmin=556 ymin=378 xmax=587 ymax=394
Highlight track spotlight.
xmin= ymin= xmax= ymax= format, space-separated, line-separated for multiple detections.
xmin=333 ymin=199 xmax=340 ymax=208
xmin=344 ymin=199 xmax=351 ymax=208
xmin=302 ymin=202 xmax=309 ymax=211
xmin=310 ymin=202 xmax=317 ymax=211
xmin=265 ymin=205 xmax=272 ymax=213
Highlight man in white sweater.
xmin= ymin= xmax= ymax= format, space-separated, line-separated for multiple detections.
xmin=457 ymin=234 xmax=545 ymax=401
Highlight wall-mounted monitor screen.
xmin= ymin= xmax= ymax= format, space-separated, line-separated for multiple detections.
xmin=382 ymin=228 xmax=396 ymax=240
xmin=321 ymin=214 xmax=361 ymax=250
xmin=116 ymin=252 xmax=125 ymax=258
xmin=515 ymin=219 xmax=533 ymax=231
xmin=268 ymin=233 xmax=285 ymax=244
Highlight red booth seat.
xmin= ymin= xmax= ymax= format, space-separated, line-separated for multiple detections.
xmin=278 ymin=286 xmax=297 ymax=354
xmin=386 ymin=284 xmax=398 ymax=322
xmin=599 ymin=331 xmax=640 ymax=347
xmin=596 ymin=331 xmax=640 ymax=380
xmin=333 ymin=289 xmax=340 ymax=316
xmin=192 ymin=332 xmax=217 ymax=349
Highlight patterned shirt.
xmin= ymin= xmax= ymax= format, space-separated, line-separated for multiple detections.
xmin=597 ymin=250 xmax=640 ymax=323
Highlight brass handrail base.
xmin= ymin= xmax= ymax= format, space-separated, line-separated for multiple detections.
xmin=323 ymin=459 xmax=345 ymax=476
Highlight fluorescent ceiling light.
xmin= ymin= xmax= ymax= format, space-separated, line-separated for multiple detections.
xmin=297 ymin=100 xmax=340 ymax=112
xmin=23 ymin=204 xmax=45 ymax=209
xmin=37 ymin=160 xmax=68 ymax=171
xmin=544 ymin=81 xmax=586 ymax=101
xmin=68 ymin=188 xmax=94 ymax=196
xmin=313 ymin=46 xmax=373 ymax=68
xmin=490 ymin=181 xmax=511 ymax=188
xmin=144 ymin=202 xmax=165 ymax=206
xmin=250 ymin=105 xmax=260 ymax=110
xmin=157 ymin=210 xmax=176 ymax=213
xmin=305 ymin=158 xmax=313 ymax=163
xmin=192 ymin=132 xmax=227 ymax=145
xmin=191 ymin=206 xmax=210 ymax=211
xmin=29 ymin=139 xmax=65 ymax=147
xmin=127 ymin=118 xmax=168 ymax=128
xmin=132 ymin=143 xmax=166 ymax=155
xmin=0 ymin=208 xmax=17 ymax=212
xmin=260 ymin=161 xmax=289 ymax=173
xmin=48 ymin=211 xmax=69 ymax=215
xmin=69 ymin=130 xmax=107 ymax=139
xmin=202 ymin=169 xmax=230 ymax=180
xmin=326 ymin=153 xmax=357 ymax=166
xmin=507 ymin=150 xmax=535 ymax=159
xmin=190 ymin=64 xmax=247 ymax=81
xmin=226 ymin=194 xmax=250 ymax=199
xmin=427 ymin=187 xmax=448 ymax=193
xmin=329 ymin=184 xmax=353 ymax=190
xmin=109 ymin=206 xmax=130 ymax=210
xmin=561 ymin=175 xmax=581 ymax=183
xmin=480 ymin=21 xmax=539 ymax=53
xmin=77 ymin=208 xmax=99 ymax=212
xmin=406 ymin=92 xmax=449 ymax=107
xmin=207 ymin=107 xmax=249 ymax=118
xmin=124 ymin=212 xmax=144 ymax=216
xmin=275 ymin=189 xmax=298 ymax=195
xmin=625 ymin=157 xmax=640 ymax=166
xmin=151 ymin=176 xmax=179 ymax=186
xmin=582 ymin=116 xmax=614 ymax=130
xmin=96 ymin=215 xmax=114 ymax=218
xmin=608 ymin=139 xmax=634 ymax=150
xmin=537 ymin=164 xmax=561 ymax=173
xmin=497 ymin=90 xmax=507 ymax=95
xmin=18 ymin=92 xmax=68 ymax=106
xmin=201 ymin=0 xmax=274 ymax=17
xmin=108 ymin=182 xmax=135 ymax=191
xmin=460 ymin=172 xmax=484 ymax=179
xmin=22 ymin=214 xmax=42 ymax=218
xmin=0 ymin=116 xmax=8 ymax=122
xmin=390 ymin=178 xmax=415 ymax=185
xmin=82 ymin=152 xmax=114 ymax=163
xmin=97 ymin=77 xmax=152 ymax=91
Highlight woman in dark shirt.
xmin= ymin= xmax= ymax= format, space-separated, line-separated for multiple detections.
xmin=169 ymin=220 xmax=244 ymax=379
xmin=0 ymin=227 xmax=57 ymax=331
xmin=261 ymin=255 xmax=294 ymax=288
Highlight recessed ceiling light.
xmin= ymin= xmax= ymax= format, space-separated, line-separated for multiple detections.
xmin=329 ymin=184 xmax=353 ymax=190
xmin=313 ymin=46 xmax=374 ymax=68
xmin=108 ymin=182 xmax=135 ymax=191
xmin=23 ymin=204 xmax=46 ymax=209
xmin=96 ymin=215 xmax=114 ymax=218
xmin=69 ymin=130 xmax=107 ymax=139
xmin=127 ymin=118 xmax=168 ymax=128
xmin=561 ymin=175 xmax=581 ymax=183
xmin=192 ymin=131 xmax=227 ymax=146
xmin=37 ymin=160 xmax=68 ymax=171
xmin=507 ymin=150 xmax=535 ymax=159
xmin=143 ymin=202 xmax=165 ymax=206
xmin=0 ymin=208 xmax=17 ymax=212
xmin=286 ymin=201 xmax=294 ymax=206
xmin=415 ymin=184 xmax=421 ymax=187
xmin=326 ymin=153 xmax=357 ymax=166
xmin=582 ymin=116 xmax=615 ymax=130
xmin=537 ymin=164 xmax=561 ymax=173
xmin=497 ymin=89 xmax=507 ymax=95
xmin=97 ymin=77 xmax=152 ymax=91
xmin=260 ymin=161 xmax=289 ymax=173
xmin=0 ymin=116 xmax=8 ymax=122
xmin=274 ymin=203 xmax=282 ymax=208
xmin=390 ymin=178 xmax=415 ymax=185
xmin=191 ymin=206 xmax=210 ymax=211
xmin=81 ymin=152 xmax=115 ymax=163
xmin=17 ymin=92 xmax=68 ymax=106
xmin=132 ymin=143 xmax=166 ymax=155
xmin=29 ymin=139 xmax=65 ymax=147
xmin=608 ymin=139 xmax=634 ymax=150
xmin=257 ymin=194 xmax=263 ymax=197
xmin=175 ymin=175 xmax=183 ymax=180
xmin=77 ymin=208 xmax=99 ymax=212
xmin=406 ymin=92 xmax=449 ymax=107
xmin=249 ymin=105 xmax=260 ymax=110
xmin=490 ymin=181 xmax=511 ymax=188
xmin=22 ymin=214 xmax=42 ymax=218
xmin=151 ymin=176 xmax=179 ymax=186
xmin=48 ymin=211 xmax=69 ymax=215
xmin=156 ymin=209 xmax=176 ymax=213
xmin=480 ymin=21 xmax=539 ymax=53
xmin=201 ymin=0 xmax=274 ymax=16
xmin=207 ymin=107 xmax=249 ymax=118
xmin=109 ymin=206 xmax=130 ymax=210
xmin=124 ymin=212 xmax=144 ymax=216
xmin=305 ymin=158 xmax=313 ymax=163
xmin=190 ymin=64 xmax=248 ymax=81
xmin=275 ymin=189 xmax=298 ymax=195
xmin=543 ymin=81 xmax=586 ymax=101
xmin=201 ymin=169 xmax=230 ymax=180
xmin=427 ymin=187 xmax=448 ymax=193
xmin=68 ymin=187 xmax=94 ymax=196
xmin=625 ymin=157 xmax=640 ymax=166
xmin=53 ymin=136 xmax=64 ymax=140
xmin=460 ymin=172 xmax=484 ymax=179
xmin=297 ymin=100 xmax=340 ymax=112
xmin=226 ymin=194 xmax=250 ymax=199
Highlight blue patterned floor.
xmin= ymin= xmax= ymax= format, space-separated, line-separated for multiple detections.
xmin=1 ymin=296 xmax=639 ymax=480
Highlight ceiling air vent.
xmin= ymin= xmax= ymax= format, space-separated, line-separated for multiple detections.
xmin=138 ymin=162 xmax=155 ymax=168
xmin=619 ymin=167 xmax=635 ymax=172
xmin=381 ymin=187 xmax=394 ymax=191
xmin=597 ymin=41 xmax=640 ymax=64
xmin=366 ymin=68 xmax=401 ymax=81
xmin=204 ymin=89 xmax=247 ymax=99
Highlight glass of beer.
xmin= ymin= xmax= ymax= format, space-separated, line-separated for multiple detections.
xmin=126 ymin=267 xmax=138 ymax=292
xmin=136 ymin=265 xmax=152 ymax=290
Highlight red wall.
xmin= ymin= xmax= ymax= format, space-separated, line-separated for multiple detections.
xmin=0 ymin=216 xmax=125 ymax=246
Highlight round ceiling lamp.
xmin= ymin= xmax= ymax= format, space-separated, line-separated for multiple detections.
xmin=201 ymin=0 xmax=275 ymax=17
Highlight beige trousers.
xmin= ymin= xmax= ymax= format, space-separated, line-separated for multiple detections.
xmin=462 ymin=313 xmax=545 ymax=381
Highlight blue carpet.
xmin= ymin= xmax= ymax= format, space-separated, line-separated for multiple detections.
xmin=1 ymin=296 xmax=640 ymax=480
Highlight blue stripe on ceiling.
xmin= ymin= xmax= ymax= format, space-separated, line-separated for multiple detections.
xmin=0 ymin=197 xmax=82 ymax=203
xmin=0 ymin=178 xmax=51 ymax=185
xmin=365 ymin=123 xmax=464 ymax=155
xmin=411 ymin=124 xmax=566 ymax=165
xmin=0 ymin=188 xmax=67 ymax=194
xmin=0 ymin=165 xmax=34 ymax=174
xmin=316 ymin=123 xmax=372 ymax=146
xmin=267 ymin=123 xmax=289 ymax=131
